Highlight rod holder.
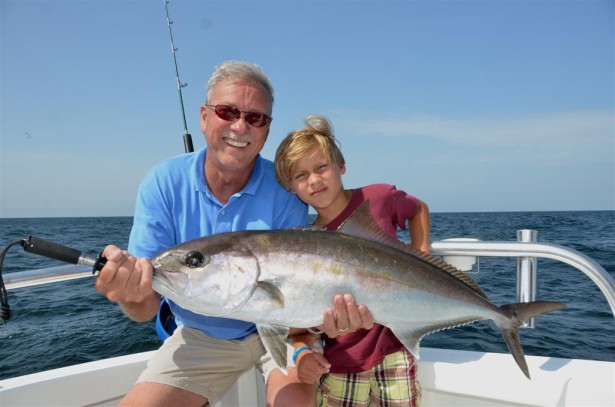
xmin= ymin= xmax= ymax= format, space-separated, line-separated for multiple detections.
xmin=517 ymin=229 xmax=538 ymax=328
xmin=441 ymin=238 xmax=480 ymax=273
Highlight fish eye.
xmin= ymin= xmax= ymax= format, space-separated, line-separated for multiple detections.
xmin=184 ymin=251 xmax=205 ymax=268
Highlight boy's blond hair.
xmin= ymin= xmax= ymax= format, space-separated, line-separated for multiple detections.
xmin=275 ymin=115 xmax=345 ymax=191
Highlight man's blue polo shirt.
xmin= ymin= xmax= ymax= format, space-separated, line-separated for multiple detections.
xmin=128 ymin=147 xmax=308 ymax=340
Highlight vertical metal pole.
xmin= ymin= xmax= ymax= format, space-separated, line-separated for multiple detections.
xmin=517 ymin=229 xmax=538 ymax=328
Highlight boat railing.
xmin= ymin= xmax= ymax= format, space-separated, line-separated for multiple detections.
xmin=4 ymin=229 xmax=615 ymax=319
xmin=430 ymin=229 xmax=615 ymax=318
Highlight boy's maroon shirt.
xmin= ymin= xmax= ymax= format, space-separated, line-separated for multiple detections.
xmin=322 ymin=183 xmax=421 ymax=373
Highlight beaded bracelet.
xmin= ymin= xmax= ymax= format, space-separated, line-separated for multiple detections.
xmin=292 ymin=345 xmax=311 ymax=364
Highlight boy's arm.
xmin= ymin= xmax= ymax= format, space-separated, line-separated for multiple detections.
xmin=409 ymin=199 xmax=431 ymax=253
xmin=289 ymin=328 xmax=330 ymax=384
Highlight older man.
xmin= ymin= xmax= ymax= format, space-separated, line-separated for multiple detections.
xmin=95 ymin=61 xmax=373 ymax=407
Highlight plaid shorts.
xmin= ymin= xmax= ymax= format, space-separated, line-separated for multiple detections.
xmin=317 ymin=349 xmax=421 ymax=407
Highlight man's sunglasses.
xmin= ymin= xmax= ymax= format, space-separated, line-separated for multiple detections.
xmin=205 ymin=104 xmax=272 ymax=128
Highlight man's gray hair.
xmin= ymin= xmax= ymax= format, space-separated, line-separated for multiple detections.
xmin=206 ymin=61 xmax=274 ymax=110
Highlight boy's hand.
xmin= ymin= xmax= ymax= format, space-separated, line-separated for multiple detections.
xmin=296 ymin=351 xmax=331 ymax=384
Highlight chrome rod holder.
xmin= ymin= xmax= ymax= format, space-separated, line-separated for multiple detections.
xmin=517 ymin=229 xmax=538 ymax=328
xmin=442 ymin=238 xmax=480 ymax=273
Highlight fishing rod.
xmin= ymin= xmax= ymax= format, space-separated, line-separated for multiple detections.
xmin=164 ymin=0 xmax=194 ymax=153
xmin=0 ymin=236 xmax=106 ymax=324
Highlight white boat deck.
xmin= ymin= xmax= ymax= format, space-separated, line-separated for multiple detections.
xmin=1 ymin=347 xmax=613 ymax=407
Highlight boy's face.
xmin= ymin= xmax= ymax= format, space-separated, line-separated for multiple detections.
xmin=289 ymin=146 xmax=345 ymax=209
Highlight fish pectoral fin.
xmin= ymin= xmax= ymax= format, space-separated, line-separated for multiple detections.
xmin=256 ymin=324 xmax=289 ymax=373
xmin=255 ymin=281 xmax=285 ymax=308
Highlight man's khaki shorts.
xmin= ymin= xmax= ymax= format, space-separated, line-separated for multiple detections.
xmin=137 ymin=326 xmax=270 ymax=403
xmin=137 ymin=325 xmax=322 ymax=403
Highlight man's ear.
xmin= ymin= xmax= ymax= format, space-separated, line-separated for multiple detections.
xmin=200 ymin=105 xmax=208 ymax=133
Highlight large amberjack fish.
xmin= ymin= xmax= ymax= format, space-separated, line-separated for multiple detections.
xmin=151 ymin=202 xmax=565 ymax=378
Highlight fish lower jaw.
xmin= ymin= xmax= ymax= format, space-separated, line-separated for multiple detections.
xmin=151 ymin=280 xmax=170 ymax=296
xmin=171 ymin=299 xmax=238 ymax=318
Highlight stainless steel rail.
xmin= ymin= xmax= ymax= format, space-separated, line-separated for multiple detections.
xmin=5 ymin=237 xmax=614 ymax=318
xmin=430 ymin=239 xmax=615 ymax=316
xmin=5 ymin=264 xmax=93 ymax=290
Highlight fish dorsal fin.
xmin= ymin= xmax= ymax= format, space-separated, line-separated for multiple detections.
xmin=337 ymin=201 xmax=403 ymax=247
xmin=337 ymin=201 xmax=490 ymax=300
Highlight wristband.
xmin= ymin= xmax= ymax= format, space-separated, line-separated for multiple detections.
xmin=292 ymin=345 xmax=311 ymax=364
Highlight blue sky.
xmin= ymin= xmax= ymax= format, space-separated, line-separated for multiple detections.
xmin=1 ymin=0 xmax=613 ymax=217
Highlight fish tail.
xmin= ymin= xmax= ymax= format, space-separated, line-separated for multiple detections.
xmin=497 ymin=301 xmax=566 ymax=379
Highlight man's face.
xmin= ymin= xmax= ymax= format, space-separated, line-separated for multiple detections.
xmin=200 ymin=78 xmax=272 ymax=174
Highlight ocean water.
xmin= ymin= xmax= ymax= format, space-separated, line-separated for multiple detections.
xmin=0 ymin=211 xmax=613 ymax=380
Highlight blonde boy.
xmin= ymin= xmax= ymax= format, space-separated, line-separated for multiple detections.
xmin=274 ymin=115 xmax=429 ymax=406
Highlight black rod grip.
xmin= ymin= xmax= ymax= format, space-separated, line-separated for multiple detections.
xmin=183 ymin=133 xmax=194 ymax=153
xmin=22 ymin=236 xmax=82 ymax=265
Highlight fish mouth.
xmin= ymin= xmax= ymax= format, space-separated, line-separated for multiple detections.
xmin=152 ymin=268 xmax=189 ymax=293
